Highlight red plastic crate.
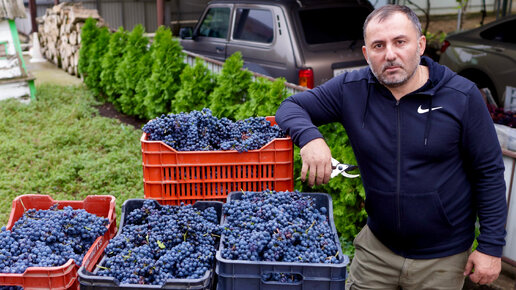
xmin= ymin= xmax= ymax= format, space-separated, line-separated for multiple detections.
xmin=141 ymin=116 xmax=294 ymax=205
xmin=0 ymin=194 xmax=117 ymax=290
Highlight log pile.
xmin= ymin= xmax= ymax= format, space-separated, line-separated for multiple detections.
xmin=37 ymin=2 xmax=104 ymax=76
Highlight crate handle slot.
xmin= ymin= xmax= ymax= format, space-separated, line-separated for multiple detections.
xmin=261 ymin=272 xmax=304 ymax=284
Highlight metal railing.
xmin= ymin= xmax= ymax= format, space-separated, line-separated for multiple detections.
xmin=183 ymin=50 xmax=308 ymax=96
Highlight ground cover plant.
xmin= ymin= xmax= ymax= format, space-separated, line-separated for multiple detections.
xmin=0 ymin=84 xmax=143 ymax=225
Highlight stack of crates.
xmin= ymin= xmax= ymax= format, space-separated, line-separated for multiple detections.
xmin=140 ymin=116 xmax=294 ymax=205
xmin=75 ymin=115 xmax=294 ymax=289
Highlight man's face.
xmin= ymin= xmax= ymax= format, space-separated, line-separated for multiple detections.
xmin=362 ymin=12 xmax=426 ymax=88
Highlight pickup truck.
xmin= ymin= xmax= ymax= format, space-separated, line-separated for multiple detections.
xmin=179 ymin=0 xmax=374 ymax=88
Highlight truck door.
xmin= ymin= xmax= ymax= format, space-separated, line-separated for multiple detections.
xmin=181 ymin=5 xmax=231 ymax=62
xmin=226 ymin=5 xmax=296 ymax=82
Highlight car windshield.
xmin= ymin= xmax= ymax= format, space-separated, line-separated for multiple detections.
xmin=298 ymin=7 xmax=370 ymax=45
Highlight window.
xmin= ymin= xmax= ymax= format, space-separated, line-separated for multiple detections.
xmin=198 ymin=7 xmax=231 ymax=38
xmin=480 ymin=20 xmax=516 ymax=44
xmin=233 ymin=8 xmax=274 ymax=43
xmin=298 ymin=7 xmax=370 ymax=45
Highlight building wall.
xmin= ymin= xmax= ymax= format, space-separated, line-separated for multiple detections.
xmin=17 ymin=0 xmax=512 ymax=35
xmin=20 ymin=0 xmax=209 ymax=33
xmin=391 ymin=0 xmax=508 ymax=15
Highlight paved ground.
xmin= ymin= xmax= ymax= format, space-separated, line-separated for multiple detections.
xmin=22 ymin=36 xmax=516 ymax=290
xmin=23 ymin=54 xmax=82 ymax=86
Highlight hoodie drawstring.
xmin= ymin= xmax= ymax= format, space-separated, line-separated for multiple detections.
xmin=423 ymin=95 xmax=432 ymax=146
xmin=362 ymin=84 xmax=371 ymax=128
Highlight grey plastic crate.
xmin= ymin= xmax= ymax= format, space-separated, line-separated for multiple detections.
xmin=216 ymin=192 xmax=349 ymax=290
xmin=78 ymin=199 xmax=222 ymax=290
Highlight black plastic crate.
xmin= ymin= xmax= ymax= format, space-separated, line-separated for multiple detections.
xmin=216 ymin=192 xmax=349 ymax=290
xmin=78 ymin=199 xmax=223 ymax=289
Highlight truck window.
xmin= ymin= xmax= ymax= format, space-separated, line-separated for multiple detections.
xmin=233 ymin=8 xmax=274 ymax=43
xmin=480 ymin=19 xmax=516 ymax=44
xmin=198 ymin=7 xmax=231 ymax=38
xmin=298 ymin=7 xmax=370 ymax=45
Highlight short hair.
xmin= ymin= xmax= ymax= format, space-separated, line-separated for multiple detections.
xmin=363 ymin=5 xmax=422 ymax=40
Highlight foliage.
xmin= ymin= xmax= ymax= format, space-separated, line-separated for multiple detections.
xmin=472 ymin=223 xmax=480 ymax=251
xmin=209 ymin=52 xmax=252 ymax=118
xmin=143 ymin=26 xmax=186 ymax=119
xmin=100 ymin=27 xmax=128 ymax=104
xmin=0 ymin=85 xmax=143 ymax=225
xmin=263 ymin=78 xmax=289 ymax=116
xmin=132 ymin=52 xmax=154 ymax=118
xmin=234 ymin=77 xmax=271 ymax=120
xmin=78 ymin=18 xmax=99 ymax=78
xmin=425 ymin=31 xmax=447 ymax=44
xmin=115 ymin=24 xmax=149 ymax=115
xmin=424 ymin=30 xmax=447 ymax=61
xmin=84 ymin=26 xmax=110 ymax=98
xmin=235 ymin=77 xmax=288 ymax=120
xmin=172 ymin=58 xmax=216 ymax=114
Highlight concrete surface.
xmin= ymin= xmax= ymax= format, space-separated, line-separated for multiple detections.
xmin=23 ymin=54 xmax=82 ymax=86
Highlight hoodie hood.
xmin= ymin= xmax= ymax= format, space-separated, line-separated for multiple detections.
xmin=362 ymin=56 xmax=456 ymax=145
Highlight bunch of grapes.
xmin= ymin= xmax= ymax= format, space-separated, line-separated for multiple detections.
xmin=0 ymin=205 xmax=109 ymax=275
xmin=221 ymin=190 xmax=341 ymax=265
xmin=489 ymin=105 xmax=516 ymax=127
xmin=142 ymin=108 xmax=285 ymax=152
xmin=96 ymin=200 xmax=220 ymax=285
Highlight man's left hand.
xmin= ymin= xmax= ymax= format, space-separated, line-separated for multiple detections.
xmin=463 ymin=250 xmax=501 ymax=285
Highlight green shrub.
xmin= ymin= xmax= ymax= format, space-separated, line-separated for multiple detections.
xmin=115 ymin=24 xmax=149 ymax=115
xmin=78 ymin=18 xmax=99 ymax=78
xmin=143 ymin=26 xmax=186 ymax=119
xmin=236 ymin=77 xmax=288 ymax=119
xmin=208 ymin=52 xmax=252 ymax=118
xmin=133 ymin=52 xmax=154 ymax=119
xmin=100 ymin=27 xmax=128 ymax=104
xmin=172 ymin=58 xmax=216 ymax=114
xmin=261 ymin=78 xmax=289 ymax=116
xmin=84 ymin=26 xmax=110 ymax=98
xmin=234 ymin=77 xmax=270 ymax=120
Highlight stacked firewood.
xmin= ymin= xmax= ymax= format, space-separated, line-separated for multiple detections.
xmin=37 ymin=2 xmax=104 ymax=76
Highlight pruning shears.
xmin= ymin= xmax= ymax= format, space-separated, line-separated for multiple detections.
xmin=331 ymin=158 xmax=360 ymax=179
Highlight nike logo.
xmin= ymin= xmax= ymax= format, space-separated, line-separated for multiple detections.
xmin=417 ymin=105 xmax=442 ymax=114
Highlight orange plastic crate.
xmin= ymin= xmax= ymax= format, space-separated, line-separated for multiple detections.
xmin=141 ymin=116 xmax=294 ymax=205
xmin=0 ymin=194 xmax=117 ymax=290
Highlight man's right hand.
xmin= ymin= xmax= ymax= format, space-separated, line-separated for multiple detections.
xmin=299 ymin=138 xmax=332 ymax=187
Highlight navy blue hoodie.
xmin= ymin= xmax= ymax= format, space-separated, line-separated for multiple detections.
xmin=276 ymin=56 xmax=507 ymax=259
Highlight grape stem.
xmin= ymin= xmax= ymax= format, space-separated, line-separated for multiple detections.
xmin=305 ymin=220 xmax=316 ymax=234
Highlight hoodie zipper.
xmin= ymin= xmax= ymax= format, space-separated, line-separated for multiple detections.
xmin=395 ymin=100 xmax=402 ymax=235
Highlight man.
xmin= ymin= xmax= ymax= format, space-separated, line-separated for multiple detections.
xmin=275 ymin=5 xmax=507 ymax=290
